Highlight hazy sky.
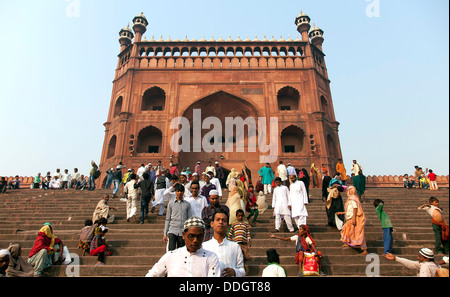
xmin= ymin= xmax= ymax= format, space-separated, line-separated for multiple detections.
xmin=0 ymin=0 xmax=448 ymax=177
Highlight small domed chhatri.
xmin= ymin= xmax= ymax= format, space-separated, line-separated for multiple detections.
xmin=295 ymin=10 xmax=311 ymax=41
xmin=119 ymin=24 xmax=134 ymax=51
xmin=132 ymin=12 xmax=149 ymax=42
xmin=309 ymin=23 xmax=324 ymax=51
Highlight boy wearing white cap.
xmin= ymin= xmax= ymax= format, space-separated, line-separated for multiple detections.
xmin=384 ymin=248 xmax=439 ymax=277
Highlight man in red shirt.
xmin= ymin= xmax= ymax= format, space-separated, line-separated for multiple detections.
xmin=427 ymin=169 xmax=438 ymax=191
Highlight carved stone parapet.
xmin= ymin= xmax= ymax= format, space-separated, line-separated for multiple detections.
xmin=331 ymin=121 xmax=340 ymax=131
xmin=312 ymin=111 xmax=325 ymax=122
xmin=119 ymin=112 xmax=132 ymax=122
xmin=103 ymin=121 xmax=111 ymax=131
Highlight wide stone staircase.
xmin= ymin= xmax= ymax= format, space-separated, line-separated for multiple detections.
xmin=0 ymin=186 xmax=448 ymax=277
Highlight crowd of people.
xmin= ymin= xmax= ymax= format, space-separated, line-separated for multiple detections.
xmin=0 ymin=168 xmax=90 ymax=192
xmin=402 ymin=166 xmax=440 ymax=190
xmin=0 ymin=159 xmax=448 ymax=278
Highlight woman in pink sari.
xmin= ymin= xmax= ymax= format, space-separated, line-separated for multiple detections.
xmin=337 ymin=186 xmax=368 ymax=255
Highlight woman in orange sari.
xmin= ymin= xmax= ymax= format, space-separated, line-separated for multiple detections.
xmin=337 ymin=186 xmax=368 ymax=255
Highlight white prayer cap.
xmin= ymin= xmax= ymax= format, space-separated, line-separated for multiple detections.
xmin=181 ymin=172 xmax=188 ymax=176
xmin=419 ymin=248 xmax=434 ymax=259
xmin=148 ymin=163 xmax=152 ymax=166
xmin=197 ymin=161 xmax=201 ymax=164
xmin=0 ymin=249 xmax=10 ymax=258
xmin=184 ymin=216 xmax=206 ymax=230
xmin=215 ymin=161 xmax=219 ymax=164
xmin=209 ymin=190 xmax=219 ymax=196
xmin=192 ymin=173 xmax=198 ymax=176
xmin=443 ymin=256 xmax=449 ymax=264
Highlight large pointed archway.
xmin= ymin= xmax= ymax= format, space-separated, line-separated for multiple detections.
xmin=178 ymin=91 xmax=261 ymax=172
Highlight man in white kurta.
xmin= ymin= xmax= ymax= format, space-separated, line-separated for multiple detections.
xmin=272 ymin=178 xmax=294 ymax=232
xmin=351 ymin=160 xmax=363 ymax=176
xmin=136 ymin=164 xmax=146 ymax=183
xmin=210 ymin=176 xmax=223 ymax=199
xmin=124 ymin=174 xmax=140 ymax=221
xmin=202 ymin=209 xmax=245 ymax=277
xmin=288 ymin=174 xmax=308 ymax=228
xmin=277 ymin=161 xmax=288 ymax=186
xmin=145 ymin=217 xmax=220 ymax=277
xmin=153 ymin=173 xmax=170 ymax=216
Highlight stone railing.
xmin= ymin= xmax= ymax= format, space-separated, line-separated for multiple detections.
xmin=4 ymin=174 xmax=448 ymax=190
xmin=346 ymin=175 xmax=449 ymax=188
xmin=115 ymin=37 xmax=324 ymax=78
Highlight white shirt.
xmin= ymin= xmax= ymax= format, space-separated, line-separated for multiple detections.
xmin=290 ymin=234 xmax=313 ymax=247
xmin=145 ymin=246 xmax=221 ymax=277
xmin=351 ymin=163 xmax=362 ymax=175
xmin=262 ymin=264 xmax=287 ymax=277
xmin=272 ymin=185 xmax=291 ymax=216
xmin=61 ymin=173 xmax=71 ymax=182
xmin=205 ymin=166 xmax=216 ymax=176
xmin=211 ymin=177 xmax=222 ymax=197
xmin=124 ymin=180 xmax=140 ymax=197
xmin=277 ymin=164 xmax=288 ymax=181
xmin=395 ymin=256 xmax=439 ymax=277
xmin=345 ymin=199 xmax=358 ymax=220
xmin=163 ymin=186 xmax=177 ymax=204
xmin=199 ymin=180 xmax=206 ymax=190
xmin=420 ymin=205 xmax=441 ymax=218
xmin=182 ymin=182 xmax=192 ymax=199
xmin=71 ymin=172 xmax=81 ymax=180
xmin=184 ymin=194 xmax=208 ymax=218
xmin=202 ymin=237 xmax=245 ymax=277
xmin=289 ymin=180 xmax=308 ymax=218
xmin=137 ymin=166 xmax=146 ymax=181
xmin=49 ymin=179 xmax=60 ymax=189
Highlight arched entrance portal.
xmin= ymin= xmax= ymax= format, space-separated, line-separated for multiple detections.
xmin=178 ymin=91 xmax=260 ymax=173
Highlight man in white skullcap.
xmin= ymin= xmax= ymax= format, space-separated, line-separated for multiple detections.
xmin=145 ymin=217 xmax=220 ymax=277
xmin=208 ymin=170 xmax=222 ymax=200
xmin=288 ymin=173 xmax=309 ymax=229
xmin=0 ymin=249 xmax=11 ymax=277
xmin=384 ymin=248 xmax=440 ymax=277
xmin=201 ymin=190 xmax=230 ymax=241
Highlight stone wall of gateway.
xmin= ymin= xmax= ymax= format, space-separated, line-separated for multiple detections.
xmin=3 ymin=174 xmax=449 ymax=189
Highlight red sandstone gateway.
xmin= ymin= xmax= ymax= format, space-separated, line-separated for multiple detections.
xmin=99 ymin=11 xmax=343 ymax=184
